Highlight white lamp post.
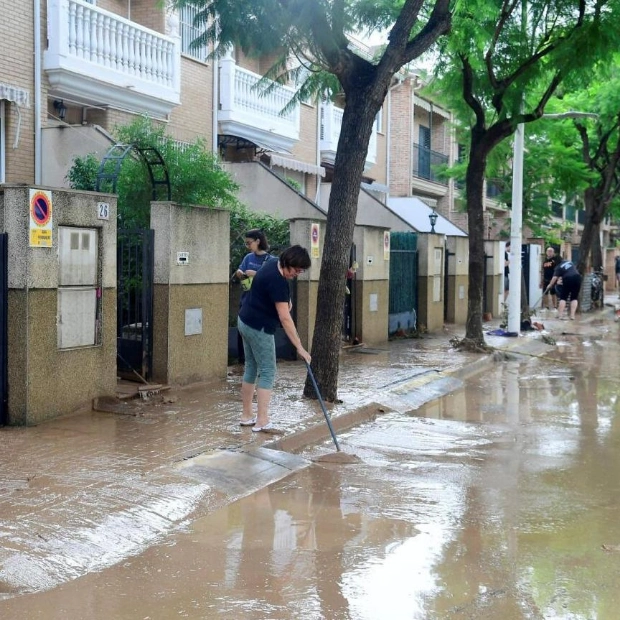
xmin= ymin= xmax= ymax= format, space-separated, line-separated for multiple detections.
xmin=507 ymin=111 xmax=599 ymax=334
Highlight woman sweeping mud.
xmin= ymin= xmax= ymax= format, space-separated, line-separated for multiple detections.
xmin=237 ymin=245 xmax=311 ymax=433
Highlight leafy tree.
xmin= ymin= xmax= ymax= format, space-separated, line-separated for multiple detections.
xmin=67 ymin=116 xmax=241 ymax=228
xmin=524 ymin=60 xmax=620 ymax=272
xmin=431 ymin=0 xmax=618 ymax=349
xmin=175 ymin=0 xmax=452 ymax=400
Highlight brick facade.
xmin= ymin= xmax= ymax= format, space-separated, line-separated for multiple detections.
xmin=0 ymin=0 xmax=36 ymax=182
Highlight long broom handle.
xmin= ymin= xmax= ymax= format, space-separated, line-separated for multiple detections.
xmin=305 ymin=361 xmax=341 ymax=452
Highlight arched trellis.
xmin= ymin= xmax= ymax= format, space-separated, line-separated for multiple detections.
xmin=95 ymin=143 xmax=171 ymax=201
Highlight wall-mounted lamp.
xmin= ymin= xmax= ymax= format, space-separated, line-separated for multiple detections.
xmin=429 ymin=208 xmax=438 ymax=234
xmin=53 ymin=99 xmax=67 ymax=121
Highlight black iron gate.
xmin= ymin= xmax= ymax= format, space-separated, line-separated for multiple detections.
xmin=444 ymin=245 xmax=455 ymax=319
xmin=117 ymin=229 xmax=154 ymax=381
xmin=388 ymin=232 xmax=418 ymax=335
xmin=0 ymin=233 xmax=8 ymax=425
xmin=343 ymin=244 xmax=357 ymax=342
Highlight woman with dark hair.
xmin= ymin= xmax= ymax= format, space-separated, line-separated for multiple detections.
xmin=235 ymin=229 xmax=273 ymax=363
xmin=238 ymin=245 xmax=312 ymax=432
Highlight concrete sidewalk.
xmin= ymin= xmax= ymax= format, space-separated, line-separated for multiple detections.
xmin=0 ymin=304 xmax=614 ymax=599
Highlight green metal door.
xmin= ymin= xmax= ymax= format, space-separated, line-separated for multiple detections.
xmin=389 ymin=232 xmax=418 ymax=335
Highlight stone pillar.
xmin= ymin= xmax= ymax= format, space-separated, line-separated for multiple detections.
xmin=1 ymin=186 xmax=117 ymax=425
xmin=484 ymin=240 xmax=504 ymax=318
xmin=416 ymin=233 xmax=445 ymax=332
xmin=151 ymin=202 xmax=230 ymax=385
xmin=445 ymin=236 xmax=469 ymax=324
xmin=288 ymin=219 xmax=324 ymax=349
xmin=352 ymin=226 xmax=389 ymax=345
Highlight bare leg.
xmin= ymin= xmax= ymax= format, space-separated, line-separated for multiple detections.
xmin=241 ymin=381 xmax=256 ymax=422
xmin=256 ymin=388 xmax=273 ymax=428
xmin=551 ymin=294 xmax=557 ymax=309
xmin=569 ymin=299 xmax=578 ymax=320
xmin=558 ymin=299 xmax=567 ymax=318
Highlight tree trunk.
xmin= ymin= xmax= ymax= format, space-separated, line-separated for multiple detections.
xmin=576 ymin=186 xmax=603 ymax=273
xmin=304 ymin=93 xmax=380 ymax=401
xmin=464 ymin=140 xmax=487 ymax=345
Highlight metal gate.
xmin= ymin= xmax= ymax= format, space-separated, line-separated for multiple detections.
xmin=0 ymin=233 xmax=7 ymax=425
xmin=343 ymin=244 xmax=357 ymax=342
xmin=117 ymin=229 xmax=154 ymax=381
xmin=388 ymin=232 xmax=418 ymax=335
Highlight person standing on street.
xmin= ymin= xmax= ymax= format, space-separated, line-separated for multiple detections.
xmin=238 ymin=245 xmax=312 ymax=433
xmin=545 ymin=258 xmax=582 ymax=320
xmin=234 ymin=229 xmax=273 ymax=363
xmin=541 ymin=247 xmax=560 ymax=310
xmin=504 ymin=241 xmax=511 ymax=302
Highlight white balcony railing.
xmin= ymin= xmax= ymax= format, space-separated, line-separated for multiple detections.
xmin=320 ymin=102 xmax=377 ymax=170
xmin=218 ymin=55 xmax=300 ymax=152
xmin=44 ymin=0 xmax=181 ymax=117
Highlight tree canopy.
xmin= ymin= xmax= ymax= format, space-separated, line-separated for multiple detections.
xmin=176 ymin=0 xmax=452 ymax=400
xmin=429 ymin=0 xmax=620 ymax=347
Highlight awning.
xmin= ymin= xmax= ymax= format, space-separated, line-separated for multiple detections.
xmin=218 ymin=134 xmax=293 ymax=155
xmin=413 ymin=95 xmax=450 ymax=119
xmin=270 ymin=154 xmax=325 ymax=177
xmin=0 ymin=82 xmax=30 ymax=149
xmin=0 ymin=83 xmax=30 ymax=107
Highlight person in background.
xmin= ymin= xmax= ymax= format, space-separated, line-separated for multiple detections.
xmin=238 ymin=245 xmax=312 ymax=433
xmin=235 ymin=229 xmax=272 ymax=363
xmin=541 ymin=247 xmax=560 ymax=310
xmin=615 ymin=254 xmax=620 ymax=298
xmin=545 ymin=258 xmax=582 ymax=320
xmin=504 ymin=241 xmax=511 ymax=302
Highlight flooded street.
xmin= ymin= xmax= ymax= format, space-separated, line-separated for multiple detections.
xmin=2 ymin=323 xmax=620 ymax=619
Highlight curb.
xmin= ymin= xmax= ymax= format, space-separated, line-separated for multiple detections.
xmin=260 ymin=312 xmax=612 ymax=458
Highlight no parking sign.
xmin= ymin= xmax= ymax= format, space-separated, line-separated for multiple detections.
xmin=310 ymin=222 xmax=320 ymax=258
xmin=29 ymin=189 xmax=53 ymax=247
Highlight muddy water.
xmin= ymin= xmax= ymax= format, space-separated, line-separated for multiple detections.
xmin=3 ymin=327 xmax=620 ymax=619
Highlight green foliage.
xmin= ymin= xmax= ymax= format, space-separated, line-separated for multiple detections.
xmin=66 ymin=116 xmax=241 ymax=228
xmin=65 ymin=153 xmax=99 ymax=191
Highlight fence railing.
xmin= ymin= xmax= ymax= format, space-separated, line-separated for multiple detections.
xmin=412 ymin=144 xmax=449 ymax=185
xmin=320 ymin=102 xmax=377 ymax=167
xmin=45 ymin=0 xmax=181 ymax=106
xmin=218 ymin=56 xmax=300 ymax=144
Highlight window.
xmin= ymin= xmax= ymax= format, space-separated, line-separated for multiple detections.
xmin=551 ymin=200 xmax=563 ymax=219
xmin=0 ymin=101 xmax=5 ymax=183
xmin=374 ymin=107 xmax=383 ymax=133
xmin=418 ymin=125 xmax=431 ymax=179
xmin=180 ymin=4 xmax=208 ymax=62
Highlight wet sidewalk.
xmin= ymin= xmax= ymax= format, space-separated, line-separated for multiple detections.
xmin=0 ymin=303 xmax=615 ymax=599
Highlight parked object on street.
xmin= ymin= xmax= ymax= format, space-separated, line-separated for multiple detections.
xmin=590 ymin=268 xmax=604 ymax=308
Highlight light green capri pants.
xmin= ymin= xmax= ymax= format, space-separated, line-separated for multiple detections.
xmin=237 ymin=317 xmax=277 ymax=389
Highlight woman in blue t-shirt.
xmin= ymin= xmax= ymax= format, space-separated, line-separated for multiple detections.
xmin=234 ymin=229 xmax=273 ymax=363
xmin=238 ymin=245 xmax=312 ymax=433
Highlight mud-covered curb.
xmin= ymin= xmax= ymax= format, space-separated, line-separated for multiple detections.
xmin=261 ymin=330 xmax=571 ymax=457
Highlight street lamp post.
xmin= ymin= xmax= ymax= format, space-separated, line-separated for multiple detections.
xmin=507 ymin=111 xmax=598 ymax=335
xmin=429 ymin=208 xmax=438 ymax=234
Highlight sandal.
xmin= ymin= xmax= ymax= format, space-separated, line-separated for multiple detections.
xmin=239 ymin=416 xmax=257 ymax=426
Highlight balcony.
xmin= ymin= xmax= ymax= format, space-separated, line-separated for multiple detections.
xmin=218 ymin=55 xmax=300 ymax=153
xmin=412 ymin=144 xmax=448 ymax=185
xmin=320 ymin=102 xmax=377 ymax=171
xmin=44 ymin=0 xmax=181 ymax=117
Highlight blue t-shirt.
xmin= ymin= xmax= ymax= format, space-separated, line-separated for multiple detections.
xmin=239 ymin=258 xmax=290 ymax=334
xmin=238 ymin=252 xmax=272 ymax=274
